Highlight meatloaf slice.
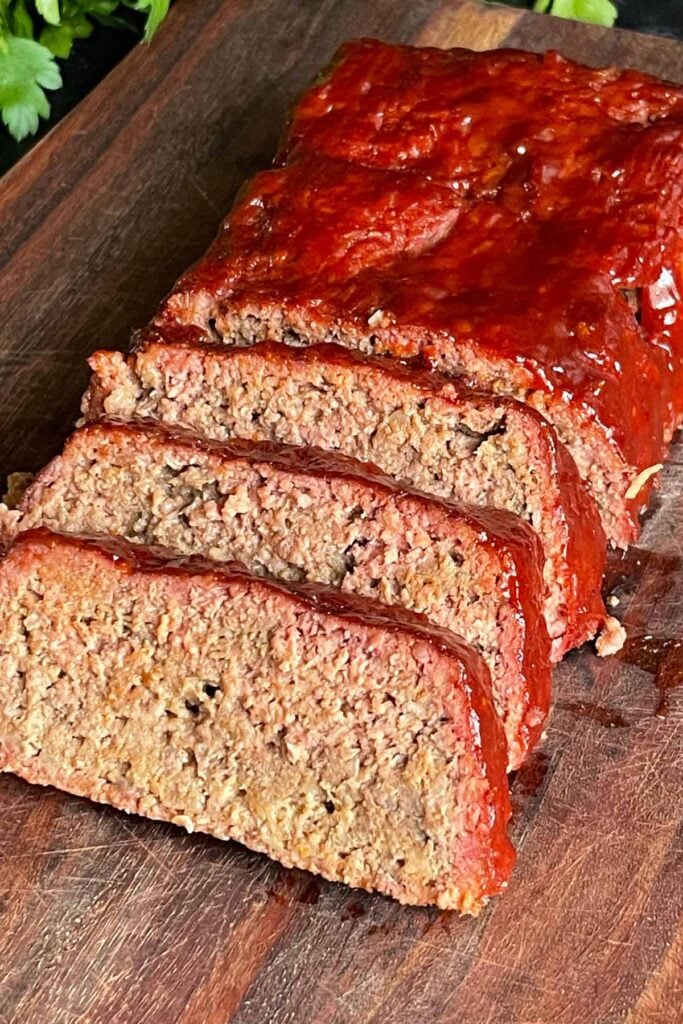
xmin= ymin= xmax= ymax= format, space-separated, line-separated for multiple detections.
xmin=83 ymin=339 xmax=607 ymax=659
xmin=149 ymin=155 xmax=675 ymax=548
xmin=9 ymin=420 xmax=552 ymax=770
xmin=0 ymin=528 xmax=514 ymax=912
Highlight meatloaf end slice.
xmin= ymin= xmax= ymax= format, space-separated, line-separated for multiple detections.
xmin=82 ymin=340 xmax=607 ymax=658
xmin=148 ymin=157 xmax=674 ymax=548
xmin=0 ymin=528 xmax=514 ymax=912
xmin=11 ymin=420 xmax=552 ymax=770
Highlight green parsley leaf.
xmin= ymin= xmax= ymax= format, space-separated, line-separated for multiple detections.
xmin=40 ymin=22 xmax=77 ymax=58
xmin=0 ymin=34 xmax=62 ymax=140
xmin=0 ymin=0 xmax=170 ymax=141
xmin=72 ymin=0 xmax=123 ymax=19
xmin=125 ymin=0 xmax=169 ymax=41
xmin=533 ymin=0 xmax=618 ymax=27
xmin=11 ymin=0 xmax=34 ymax=39
xmin=83 ymin=0 xmax=134 ymax=33
xmin=36 ymin=0 xmax=61 ymax=27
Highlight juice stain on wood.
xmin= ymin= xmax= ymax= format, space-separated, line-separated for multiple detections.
xmin=556 ymin=701 xmax=629 ymax=729
xmin=367 ymin=920 xmax=394 ymax=937
xmin=509 ymin=750 xmax=551 ymax=816
xmin=268 ymin=871 xmax=322 ymax=906
xmin=341 ymin=897 xmax=367 ymax=921
xmin=619 ymin=634 xmax=683 ymax=717
xmin=603 ymin=547 xmax=681 ymax=596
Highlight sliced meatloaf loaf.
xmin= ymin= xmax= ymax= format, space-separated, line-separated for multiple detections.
xmin=148 ymin=154 xmax=677 ymax=548
xmin=8 ymin=420 xmax=552 ymax=770
xmin=83 ymin=339 xmax=607 ymax=658
xmin=0 ymin=528 xmax=514 ymax=912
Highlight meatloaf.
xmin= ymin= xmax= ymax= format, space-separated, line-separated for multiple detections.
xmin=0 ymin=528 xmax=514 ymax=912
xmin=7 ymin=419 xmax=552 ymax=770
xmin=83 ymin=339 xmax=607 ymax=658
xmin=148 ymin=43 xmax=683 ymax=548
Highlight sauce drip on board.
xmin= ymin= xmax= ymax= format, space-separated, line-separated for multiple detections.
xmin=556 ymin=701 xmax=629 ymax=730
xmin=619 ymin=634 xmax=683 ymax=717
xmin=509 ymin=750 xmax=552 ymax=818
xmin=603 ymin=546 xmax=682 ymax=596
xmin=268 ymin=871 xmax=322 ymax=907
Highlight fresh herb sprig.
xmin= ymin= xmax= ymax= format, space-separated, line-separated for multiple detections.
xmin=0 ymin=0 xmax=169 ymax=141
xmin=533 ymin=0 xmax=618 ymax=27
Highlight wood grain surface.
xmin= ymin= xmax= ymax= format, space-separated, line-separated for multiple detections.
xmin=0 ymin=2 xmax=681 ymax=1022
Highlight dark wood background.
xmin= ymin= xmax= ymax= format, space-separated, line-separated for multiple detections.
xmin=0 ymin=2 xmax=681 ymax=1021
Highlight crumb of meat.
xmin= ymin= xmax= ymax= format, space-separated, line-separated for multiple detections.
xmin=0 ymin=503 xmax=21 ymax=549
xmin=595 ymin=615 xmax=626 ymax=657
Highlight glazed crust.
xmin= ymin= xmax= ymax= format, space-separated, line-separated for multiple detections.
xmin=280 ymin=41 xmax=683 ymax=441
xmin=280 ymin=40 xmax=683 ymax=198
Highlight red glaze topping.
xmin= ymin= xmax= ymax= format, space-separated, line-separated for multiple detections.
xmin=281 ymin=40 xmax=683 ymax=205
xmin=4 ymin=526 xmax=514 ymax=896
xmin=279 ymin=40 xmax=683 ymax=428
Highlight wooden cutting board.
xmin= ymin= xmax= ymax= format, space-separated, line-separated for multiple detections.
xmin=0 ymin=3 xmax=681 ymax=1021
